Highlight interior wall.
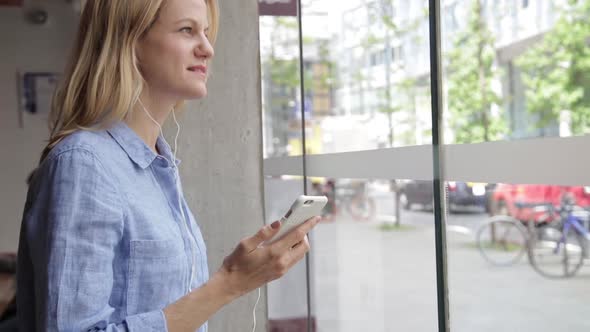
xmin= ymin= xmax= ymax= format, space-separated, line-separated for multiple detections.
xmin=0 ymin=0 xmax=79 ymax=252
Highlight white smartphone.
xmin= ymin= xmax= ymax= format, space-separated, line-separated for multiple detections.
xmin=265 ymin=195 xmax=328 ymax=245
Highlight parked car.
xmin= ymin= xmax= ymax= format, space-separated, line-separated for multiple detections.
xmin=491 ymin=184 xmax=590 ymax=222
xmin=398 ymin=180 xmax=492 ymax=213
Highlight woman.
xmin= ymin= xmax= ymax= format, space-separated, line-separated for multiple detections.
xmin=16 ymin=0 xmax=319 ymax=331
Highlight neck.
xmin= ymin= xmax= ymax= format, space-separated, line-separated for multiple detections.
xmin=125 ymin=90 xmax=177 ymax=154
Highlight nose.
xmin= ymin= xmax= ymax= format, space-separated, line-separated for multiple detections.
xmin=195 ymin=34 xmax=214 ymax=60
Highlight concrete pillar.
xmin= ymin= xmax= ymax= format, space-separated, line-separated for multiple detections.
xmin=166 ymin=1 xmax=267 ymax=330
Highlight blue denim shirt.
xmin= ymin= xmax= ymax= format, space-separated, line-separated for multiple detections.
xmin=17 ymin=122 xmax=209 ymax=332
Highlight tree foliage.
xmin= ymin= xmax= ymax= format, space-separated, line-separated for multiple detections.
xmin=447 ymin=0 xmax=505 ymax=143
xmin=517 ymin=0 xmax=590 ymax=134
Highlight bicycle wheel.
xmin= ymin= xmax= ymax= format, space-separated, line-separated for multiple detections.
xmin=528 ymin=224 xmax=584 ymax=278
xmin=476 ymin=216 xmax=528 ymax=266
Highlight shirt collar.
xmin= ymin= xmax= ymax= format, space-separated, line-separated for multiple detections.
xmin=107 ymin=121 xmax=181 ymax=169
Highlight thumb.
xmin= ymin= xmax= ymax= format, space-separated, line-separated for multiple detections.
xmin=243 ymin=221 xmax=281 ymax=252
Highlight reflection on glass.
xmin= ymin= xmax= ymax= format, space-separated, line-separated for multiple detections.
xmin=447 ymin=181 xmax=590 ymax=331
xmin=442 ymin=0 xmax=590 ymax=144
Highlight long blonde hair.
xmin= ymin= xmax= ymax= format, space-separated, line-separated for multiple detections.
xmin=38 ymin=0 xmax=219 ymax=164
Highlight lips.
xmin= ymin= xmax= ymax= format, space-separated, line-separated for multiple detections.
xmin=188 ymin=65 xmax=207 ymax=75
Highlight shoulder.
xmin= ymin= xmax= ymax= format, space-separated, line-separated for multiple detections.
xmin=26 ymin=131 xmax=122 ymax=210
xmin=38 ymin=129 xmax=119 ymax=182
xmin=48 ymin=129 xmax=113 ymax=160
xmin=43 ymin=128 xmax=130 ymax=171
xmin=27 ymin=130 xmax=126 ymax=208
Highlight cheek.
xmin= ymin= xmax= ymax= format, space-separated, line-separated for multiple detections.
xmin=138 ymin=37 xmax=200 ymax=94
xmin=141 ymin=45 xmax=182 ymax=81
xmin=159 ymin=42 xmax=192 ymax=77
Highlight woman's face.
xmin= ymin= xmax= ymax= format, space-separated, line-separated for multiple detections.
xmin=137 ymin=0 xmax=214 ymax=100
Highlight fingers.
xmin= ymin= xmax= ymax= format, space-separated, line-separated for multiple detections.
xmin=238 ymin=220 xmax=281 ymax=253
xmin=284 ymin=236 xmax=311 ymax=269
xmin=290 ymin=234 xmax=310 ymax=251
xmin=265 ymin=235 xmax=311 ymax=282
xmin=274 ymin=216 xmax=320 ymax=252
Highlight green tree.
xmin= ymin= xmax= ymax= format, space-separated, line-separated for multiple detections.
xmin=447 ymin=0 xmax=505 ymax=144
xmin=266 ymin=19 xmax=335 ymax=102
xmin=260 ymin=17 xmax=300 ymax=156
xmin=267 ymin=18 xmax=300 ymax=90
xmin=517 ymin=0 xmax=590 ymax=134
xmin=263 ymin=16 xmax=338 ymax=157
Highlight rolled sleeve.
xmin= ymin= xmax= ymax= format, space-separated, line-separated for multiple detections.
xmin=125 ymin=310 xmax=168 ymax=332
xmin=21 ymin=148 xmax=168 ymax=332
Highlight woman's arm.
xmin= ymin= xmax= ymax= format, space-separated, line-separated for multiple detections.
xmin=162 ymin=272 xmax=233 ymax=331
xmin=163 ymin=217 xmax=319 ymax=332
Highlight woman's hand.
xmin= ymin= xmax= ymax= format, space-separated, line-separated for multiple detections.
xmin=214 ymin=216 xmax=321 ymax=298
xmin=163 ymin=217 xmax=320 ymax=331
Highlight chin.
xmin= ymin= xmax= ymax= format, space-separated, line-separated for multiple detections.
xmin=183 ymin=85 xmax=208 ymax=99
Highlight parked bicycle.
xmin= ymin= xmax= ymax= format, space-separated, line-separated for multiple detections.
xmin=528 ymin=195 xmax=590 ymax=278
xmin=476 ymin=205 xmax=544 ymax=267
xmin=476 ymin=194 xmax=590 ymax=278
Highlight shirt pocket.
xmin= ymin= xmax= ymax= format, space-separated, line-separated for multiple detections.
xmin=127 ymin=238 xmax=187 ymax=315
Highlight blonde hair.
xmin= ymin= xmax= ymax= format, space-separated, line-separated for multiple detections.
xmin=38 ymin=0 xmax=219 ymax=164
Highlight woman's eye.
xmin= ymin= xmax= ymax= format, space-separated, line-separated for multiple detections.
xmin=180 ymin=27 xmax=192 ymax=33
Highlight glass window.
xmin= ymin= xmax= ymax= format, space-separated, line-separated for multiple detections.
xmin=309 ymin=177 xmax=438 ymax=331
xmin=446 ymin=181 xmax=590 ymax=331
xmin=300 ymin=0 xmax=431 ymax=154
xmin=261 ymin=1 xmax=590 ymax=332
xmin=442 ymin=0 xmax=590 ymax=144
xmin=264 ymin=175 xmax=308 ymax=330
xmin=260 ymin=16 xmax=303 ymax=158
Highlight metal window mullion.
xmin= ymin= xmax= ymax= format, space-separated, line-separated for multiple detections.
xmin=295 ymin=1 xmax=312 ymax=332
xmin=428 ymin=0 xmax=450 ymax=332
